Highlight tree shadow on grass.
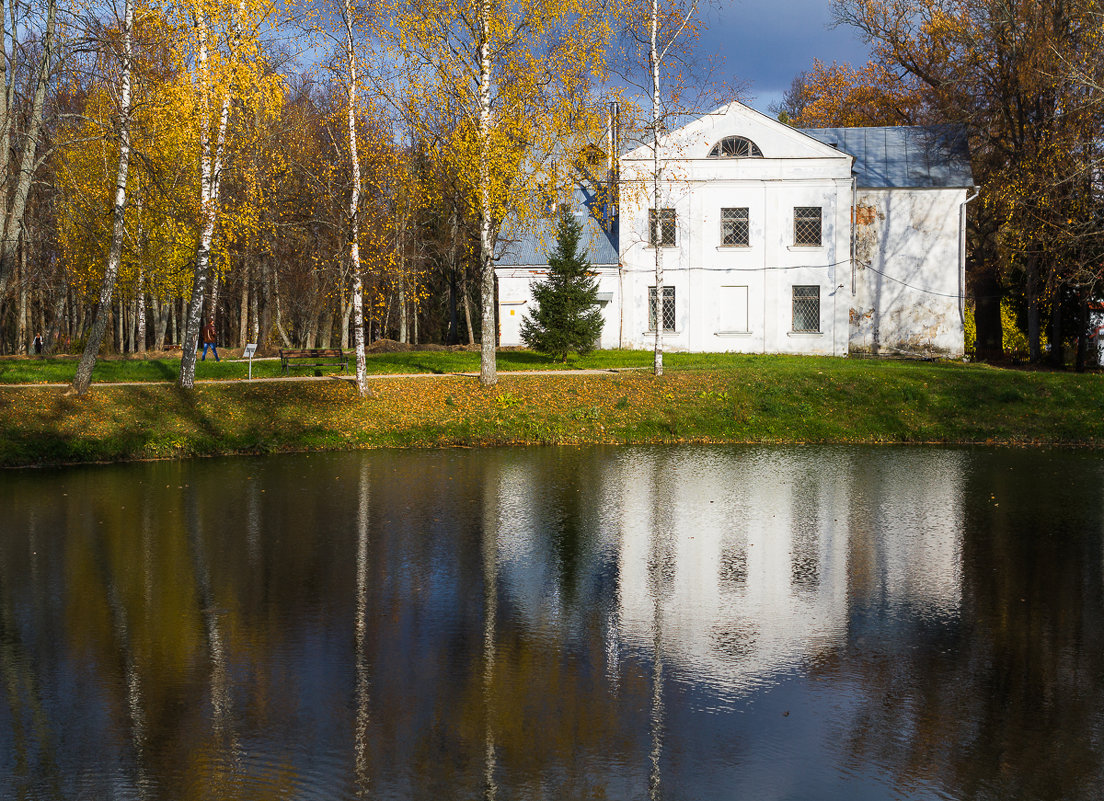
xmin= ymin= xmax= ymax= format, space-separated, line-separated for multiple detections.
xmin=148 ymin=360 xmax=178 ymax=381
xmin=0 ymin=384 xmax=229 ymax=466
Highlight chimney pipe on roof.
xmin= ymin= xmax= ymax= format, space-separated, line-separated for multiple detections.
xmin=606 ymin=101 xmax=620 ymax=232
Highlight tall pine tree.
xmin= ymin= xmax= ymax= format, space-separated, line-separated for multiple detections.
xmin=521 ymin=208 xmax=604 ymax=360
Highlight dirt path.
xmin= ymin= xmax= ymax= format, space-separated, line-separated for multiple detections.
xmin=0 ymin=367 xmax=649 ymax=390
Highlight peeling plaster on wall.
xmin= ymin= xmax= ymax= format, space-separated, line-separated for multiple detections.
xmin=848 ymin=189 xmax=965 ymax=358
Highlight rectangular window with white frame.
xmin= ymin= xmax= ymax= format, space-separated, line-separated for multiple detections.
xmin=717 ymin=285 xmax=749 ymax=333
xmin=792 ymin=285 xmax=820 ymax=332
xmin=720 ymin=207 xmax=750 ymax=247
xmin=648 ymin=286 xmax=676 ymax=331
xmin=649 ymin=208 xmax=676 ymax=247
xmin=793 ymin=206 xmax=822 ymax=246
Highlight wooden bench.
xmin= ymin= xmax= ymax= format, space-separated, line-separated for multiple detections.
xmin=279 ymin=348 xmax=349 ymax=375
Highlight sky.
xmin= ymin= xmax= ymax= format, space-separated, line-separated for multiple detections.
xmin=697 ymin=0 xmax=872 ymax=114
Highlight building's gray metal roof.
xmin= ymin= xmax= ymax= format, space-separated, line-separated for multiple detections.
xmin=497 ymin=186 xmax=619 ymax=267
xmin=800 ymin=125 xmax=974 ymax=189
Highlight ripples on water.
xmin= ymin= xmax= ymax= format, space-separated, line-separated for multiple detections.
xmin=1 ymin=446 xmax=1103 ymax=800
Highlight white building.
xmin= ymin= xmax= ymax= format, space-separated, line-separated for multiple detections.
xmin=496 ymin=101 xmax=975 ymax=357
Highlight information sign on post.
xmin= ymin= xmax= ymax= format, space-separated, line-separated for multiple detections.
xmin=243 ymin=343 xmax=258 ymax=380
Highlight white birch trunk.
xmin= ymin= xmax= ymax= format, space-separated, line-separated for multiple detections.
xmin=72 ymin=0 xmax=132 ymax=395
xmin=650 ymin=0 xmax=663 ymax=377
xmin=345 ymin=0 xmax=368 ymax=395
xmin=136 ymin=266 xmax=146 ymax=353
xmin=179 ymin=4 xmax=238 ymax=388
xmin=209 ymin=269 xmax=220 ymax=324
xmin=0 ymin=0 xmax=56 ymax=300
xmin=478 ymin=0 xmax=496 ymax=385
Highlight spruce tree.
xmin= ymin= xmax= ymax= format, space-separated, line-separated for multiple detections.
xmin=521 ymin=208 xmax=605 ymax=360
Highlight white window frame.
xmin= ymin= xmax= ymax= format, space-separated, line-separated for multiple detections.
xmin=648 ymin=286 xmax=676 ymax=332
xmin=720 ymin=207 xmax=750 ymax=248
xmin=792 ymin=285 xmax=821 ymax=333
xmin=649 ymin=208 xmax=677 ymax=247
xmin=707 ymin=136 xmax=764 ymax=158
xmin=793 ymin=206 xmax=823 ymax=247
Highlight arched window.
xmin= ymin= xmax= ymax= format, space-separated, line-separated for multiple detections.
xmin=707 ymin=136 xmax=763 ymax=158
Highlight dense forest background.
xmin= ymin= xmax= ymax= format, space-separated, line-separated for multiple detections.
xmin=4 ymin=0 xmax=1104 ymax=369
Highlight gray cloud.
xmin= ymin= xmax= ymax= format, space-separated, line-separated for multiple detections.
xmin=697 ymin=0 xmax=871 ymax=107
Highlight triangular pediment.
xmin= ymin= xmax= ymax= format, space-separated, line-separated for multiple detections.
xmin=622 ymin=101 xmax=852 ymax=163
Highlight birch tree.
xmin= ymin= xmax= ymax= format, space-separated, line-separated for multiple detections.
xmin=176 ymin=0 xmax=280 ymax=389
xmin=310 ymin=0 xmax=376 ymax=394
xmin=342 ymin=0 xmax=369 ymax=394
xmin=72 ymin=0 xmax=135 ymax=395
xmin=0 ymin=0 xmax=61 ymax=302
xmin=618 ymin=0 xmax=707 ymax=376
xmin=393 ymin=0 xmax=613 ymax=386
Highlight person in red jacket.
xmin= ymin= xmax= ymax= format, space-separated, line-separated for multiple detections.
xmin=201 ymin=317 xmax=220 ymax=361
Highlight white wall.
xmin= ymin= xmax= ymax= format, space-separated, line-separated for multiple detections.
xmin=849 ymin=188 xmax=966 ymax=357
xmin=497 ymin=267 xmax=622 ymax=349
xmin=618 ymin=172 xmax=854 ymax=356
xmin=496 ymin=102 xmax=967 ymax=358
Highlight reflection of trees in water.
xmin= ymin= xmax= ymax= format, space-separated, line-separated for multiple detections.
xmin=4 ymin=449 xmax=1104 ymax=799
xmin=482 ymin=471 xmax=499 ymax=801
xmin=457 ymin=451 xmax=644 ymax=800
xmin=93 ymin=520 xmax=151 ymax=800
xmin=353 ymin=463 xmax=371 ymax=798
xmin=4 ymin=460 xmax=357 ymax=798
xmin=0 ymin=560 xmax=63 ymax=798
xmin=825 ymin=457 xmax=1104 ymax=800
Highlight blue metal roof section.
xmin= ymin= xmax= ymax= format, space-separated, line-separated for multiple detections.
xmin=800 ymin=125 xmax=973 ymax=189
xmin=497 ymin=186 xmax=619 ymax=267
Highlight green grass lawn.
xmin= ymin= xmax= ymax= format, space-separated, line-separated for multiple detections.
xmin=0 ymin=348 xmax=760 ymax=384
xmin=1 ymin=353 xmax=1102 ymax=466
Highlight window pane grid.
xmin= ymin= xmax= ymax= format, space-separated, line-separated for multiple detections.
xmin=792 ymin=285 xmax=820 ymax=332
xmin=721 ymin=207 xmax=749 ymax=246
xmin=649 ymin=286 xmax=676 ymax=331
xmin=708 ymin=136 xmax=764 ymax=158
xmin=649 ymin=208 xmax=676 ymax=246
xmin=794 ymin=206 xmax=822 ymax=246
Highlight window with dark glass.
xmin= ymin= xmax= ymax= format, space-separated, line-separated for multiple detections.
xmin=794 ymin=206 xmax=822 ymax=246
xmin=649 ymin=208 xmax=676 ymax=246
xmin=649 ymin=286 xmax=676 ymax=331
xmin=721 ymin=207 xmax=750 ymax=246
xmin=792 ymin=285 xmax=820 ymax=332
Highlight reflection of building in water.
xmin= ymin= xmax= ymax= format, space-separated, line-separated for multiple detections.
xmin=614 ymin=449 xmax=850 ymax=694
xmin=491 ymin=448 xmax=966 ymax=695
xmin=860 ymin=450 xmax=964 ymax=617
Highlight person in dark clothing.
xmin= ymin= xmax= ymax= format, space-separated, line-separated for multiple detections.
xmin=32 ymin=334 xmax=43 ymax=355
xmin=201 ymin=318 xmax=220 ymax=361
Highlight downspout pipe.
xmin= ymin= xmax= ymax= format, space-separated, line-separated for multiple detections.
xmin=959 ymin=186 xmax=980 ymax=326
xmin=850 ymin=176 xmax=857 ymax=295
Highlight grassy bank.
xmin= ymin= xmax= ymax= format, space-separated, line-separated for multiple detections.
xmin=0 ymin=348 xmax=789 ymax=384
xmin=1 ymin=356 xmax=1102 ymax=467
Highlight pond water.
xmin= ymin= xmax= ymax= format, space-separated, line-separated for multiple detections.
xmin=2 ymin=446 xmax=1103 ymax=800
